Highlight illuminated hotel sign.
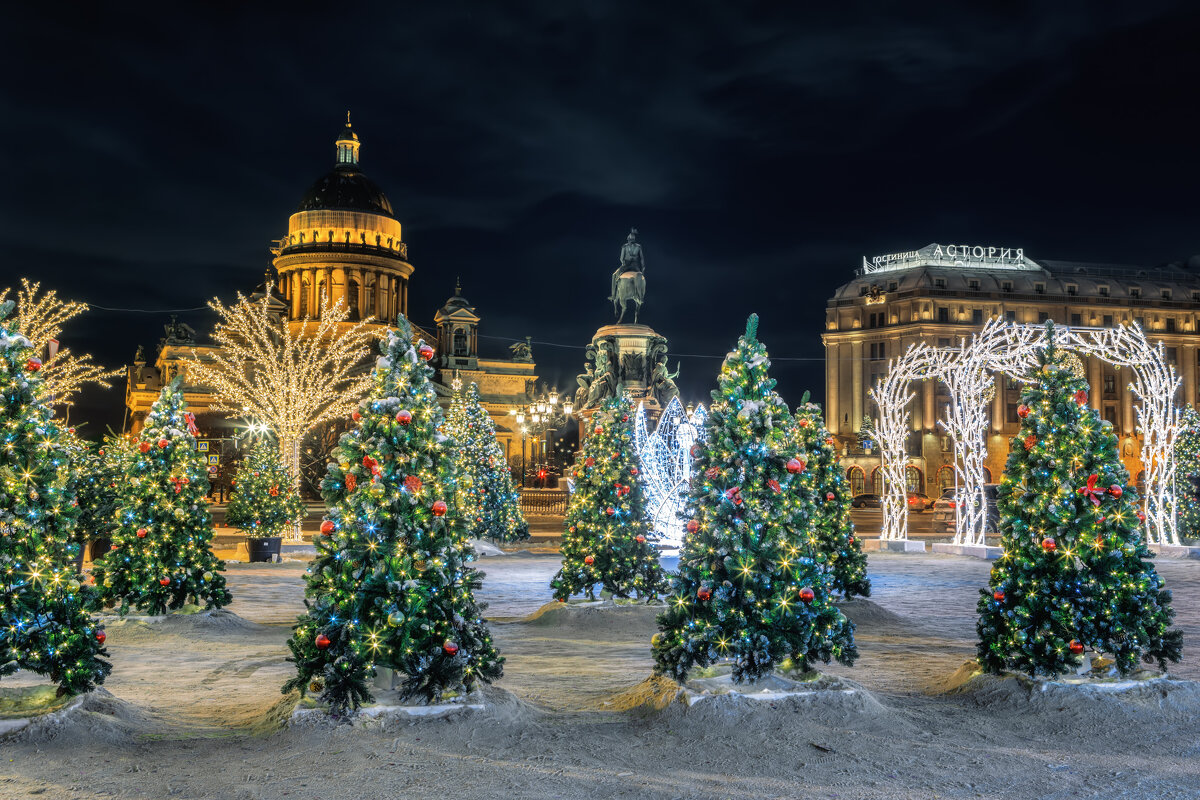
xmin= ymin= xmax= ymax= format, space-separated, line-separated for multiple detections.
xmin=862 ymin=243 xmax=1038 ymax=274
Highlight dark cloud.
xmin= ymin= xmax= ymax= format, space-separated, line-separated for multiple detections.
xmin=2 ymin=2 xmax=1198 ymax=432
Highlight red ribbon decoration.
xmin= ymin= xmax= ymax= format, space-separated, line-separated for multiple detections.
xmin=183 ymin=412 xmax=199 ymax=436
xmin=1077 ymin=473 xmax=1105 ymax=507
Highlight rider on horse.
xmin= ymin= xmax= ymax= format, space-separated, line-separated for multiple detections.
xmin=609 ymin=228 xmax=645 ymax=301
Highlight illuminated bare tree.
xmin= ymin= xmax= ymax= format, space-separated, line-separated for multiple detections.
xmin=0 ymin=279 xmax=120 ymax=408
xmin=188 ymin=291 xmax=379 ymax=506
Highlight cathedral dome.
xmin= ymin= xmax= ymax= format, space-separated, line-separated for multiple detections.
xmin=296 ymin=169 xmax=394 ymax=217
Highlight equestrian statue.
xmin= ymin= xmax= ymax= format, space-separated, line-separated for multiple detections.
xmin=608 ymin=228 xmax=646 ymax=324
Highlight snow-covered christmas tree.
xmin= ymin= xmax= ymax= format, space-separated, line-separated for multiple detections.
xmin=91 ymin=377 xmax=231 ymax=615
xmin=283 ymin=319 xmax=502 ymax=713
xmin=0 ymin=299 xmax=111 ymax=695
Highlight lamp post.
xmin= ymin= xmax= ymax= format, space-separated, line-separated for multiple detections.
xmin=509 ymin=385 xmax=574 ymax=488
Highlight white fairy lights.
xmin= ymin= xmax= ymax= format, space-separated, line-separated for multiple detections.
xmin=633 ymin=397 xmax=707 ymax=550
xmin=869 ymin=319 xmax=1180 ymax=546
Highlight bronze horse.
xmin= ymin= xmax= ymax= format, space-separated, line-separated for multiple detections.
xmin=612 ymin=270 xmax=645 ymax=324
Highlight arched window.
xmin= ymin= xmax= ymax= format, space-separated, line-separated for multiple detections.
xmin=982 ymin=466 xmax=993 ymax=483
xmin=846 ymin=465 xmax=866 ymax=496
xmin=453 ymin=327 xmax=469 ymax=356
xmin=871 ymin=466 xmax=884 ymax=494
xmin=905 ymin=465 xmax=923 ymax=493
xmin=935 ymin=464 xmax=955 ymax=494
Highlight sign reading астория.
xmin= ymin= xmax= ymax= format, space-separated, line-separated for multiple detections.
xmin=862 ymin=243 xmax=1039 ymax=274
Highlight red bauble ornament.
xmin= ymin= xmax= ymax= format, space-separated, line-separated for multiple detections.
xmin=1041 ymin=538 xmax=1057 ymax=552
xmin=584 ymin=555 xmax=595 ymax=565
xmin=993 ymin=590 xmax=1005 ymax=602
xmin=98 ymin=449 xmax=105 ymax=456
xmin=704 ymin=466 xmax=720 ymax=480
xmin=1109 ymin=485 xmax=1123 ymax=498
xmin=1137 ymin=511 xmax=1146 ymax=523
xmin=315 ymin=634 xmax=331 ymax=650
xmin=352 ymin=410 xmax=362 ymax=422
xmin=1074 ymin=389 xmax=1088 ymax=406
xmin=405 ymin=475 xmax=423 ymax=494
xmin=395 ymin=409 xmax=412 ymax=425
xmin=594 ymin=425 xmax=603 ymax=434
xmin=25 ymin=357 xmax=41 ymax=372
xmin=686 ymin=519 xmax=700 ymax=534
xmin=697 ymin=587 xmax=712 ymax=601
xmin=786 ymin=458 xmax=805 ymax=474
xmin=1068 ymin=639 xmax=1084 ymax=655
xmin=68 ymin=427 xmax=75 ymax=434
xmin=825 ymin=437 xmax=835 ymax=446
xmin=139 ymin=441 xmax=151 ymax=453
xmin=635 ymin=535 xmax=646 ymax=544
xmin=798 ymin=418 xmax=810 ymax=428
xmin=110 ymin=543 xmax=119 ymax=551
xmin=158 ymin=438 xmax=169 ymax=449
xmin=630 ymin=467 xmax=639 ymax=476
xmin=826 ymin=492 xmax=836 ymax=501
xmin=418 ymin=343 xmax=435 ymax=361
xmin=136 ymin=528 xmax=148 ymax=538
xmin=1024 ymin=435 xmax=1037 ymax=451
xmin=431 ymin=500 xmax=448 ymax=517
xmin=345 ymin=474 xmax=357 ymax=491
xmin=605 ymin=507 xmax=615 ymax=516
xmin=159 ymin=577 xmax=170 ymax=586
xmin=690 ymin=444 xmax=701 ymax=458
xmin=1017 ymin=404 xmax=1030 ymax=419
xmin=95 ymin=630 xmax=106 ymax=645
xmin=320 ymin=520 xmax=335 ymax=534
xmin=443 ymin=640 xmax=460 ymax=656
xmin=798 ymin=587 xmax=815 ymax=604
xmin=585 ymin=457 xmax=595 ymax=467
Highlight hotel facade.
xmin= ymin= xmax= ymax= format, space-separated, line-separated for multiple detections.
xmin=822 ymin=243 xmax=1200 ymax=497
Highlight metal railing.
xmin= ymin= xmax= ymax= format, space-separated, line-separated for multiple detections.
xmin=519 ymin=488 xmax=569 ymax=517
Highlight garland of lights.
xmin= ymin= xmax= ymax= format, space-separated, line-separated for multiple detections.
xmin=632 ymin=396 xmax=707 ymax=550
xmin=870 ymin=320 xmax=1180 ymax=546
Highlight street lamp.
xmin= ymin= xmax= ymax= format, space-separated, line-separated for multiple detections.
xmin=509 ymin=384 xmax=573 ymax=487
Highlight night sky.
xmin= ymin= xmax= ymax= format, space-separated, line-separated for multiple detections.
xmin=4 ymin=3 xmax=1200 ymax=436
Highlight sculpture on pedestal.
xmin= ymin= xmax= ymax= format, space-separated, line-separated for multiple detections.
xmin=609 ymin=228 xmax=646 ymax=323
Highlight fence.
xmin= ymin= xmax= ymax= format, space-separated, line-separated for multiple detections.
xmin=519 ymin=488 xmax=569 ymax=517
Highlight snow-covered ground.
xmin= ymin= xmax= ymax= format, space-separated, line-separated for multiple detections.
xmin=3 ymin=552 xmax=1200 ymax=799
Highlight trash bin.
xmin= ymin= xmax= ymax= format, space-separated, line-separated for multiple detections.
xmin=247 ymin=536 xmax=282 ymax=563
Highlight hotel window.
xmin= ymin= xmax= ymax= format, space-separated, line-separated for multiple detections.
xmin=1103 ymin=374 xmax=1116 ymax=395
xmin=1070 ymin=313 xmax=1082 ymax=326
xmin=1006 ymin=403 xmax=1019 ymax=424
xmin=1130 ymin=287 xmax=1141 ymax=298
xmin=1102 ymin=314 xmax=1113 ymax=327
xmin=1034 ymin=282 xmax=1045 ymax=294
xmin=1038 ymin=312 xmax=1050 ymax=323
xmin=968 ymin=278 xmax=980 ymax=290
xmin=1167 ymin=347 xmax=1178 ymax=364
xmin=972 ymin=309 xmax=984 ymax=324
xmin=888 ymin=281 xmax=898 ymax=292
xmin=1104 ymin=406 xmax=1118 ymax=426
xmin=1066 ymin=284 xmax=1078 ymax=296
xmin=1005 ymin=310 xmax=1016 ymax=322
xmin=938 ymin=307 xmax=949 ymax=323
xmin=1135 ymin=316 xmax=1145 ymax=328
xmin=1192 ymin=291 xmax=1200 ymax=302
xmin=1162 ymin=289 xmax=1172 ymax=300
xmin=934 ymin=278 xmax=946 ymax=289
xmin=937 ymin=338 xmax=951 ymax=348
xmin=1001 ymin=280 xmax=1013 ymax=292
xmin=1167 ymin=318 xmax=1177 ymax=333
xmin=1098 ymin=285 xmax=1109 ymax=297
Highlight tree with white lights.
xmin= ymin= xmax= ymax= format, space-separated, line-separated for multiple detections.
xmin=0 ymin=278 xmax=120 ymax=409
xmin=187 ymin=291 xmax=378 ymax=497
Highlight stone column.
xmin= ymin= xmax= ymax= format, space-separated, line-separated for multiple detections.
xmin=1088 ymin=356 xmax=1102 ymax=411
xmin=402 ymin=279 xmax=409 ymax=318
xmin=923 ymin=377 xmax=935 ymax=434
xmin=307 ymin=269 xmax=317 ymax=318
xmin=378 ymin=274 xmax=389 ymax=320
xmin=332 ymin=267 xmax=346 ymax=309
xmin=851 ymin=341 xmax=863 ymax=432
xmin=290 ymin=272 xmax=300 ymax=319
xmin=991 ymin=371 xmax=1004 ymax=433
xmin=826 ymin=343 xmax=839 ymax=433
xmin=1120 ymin=370 xmax=1134 ymax=435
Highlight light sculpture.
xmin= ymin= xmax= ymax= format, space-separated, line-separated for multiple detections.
xmin=633 ymin=397 xmax=707 ymax=550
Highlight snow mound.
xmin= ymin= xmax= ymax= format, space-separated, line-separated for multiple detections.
xmin=0 ymin=687 xmax=152 ymax=744
xmin=611 ymin=668 xmax=893 ymax=727
xmin=836 ymin=597 xmax=914 ymax=629
xmin=287 ymin=685 xmax=532 ymax=730
xmin=469 ymin=539 xmax=506 ymax=556
xmin=517 ymin=599 xmax=664 ymax=632
xmin=100 ymin=608 xmax=267 ymax=642
xmin=940 ymin=660 xmax=1200 ymax=715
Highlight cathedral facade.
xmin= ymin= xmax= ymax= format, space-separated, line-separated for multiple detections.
xmin=125 ymin=118 xmax=538 ymax=489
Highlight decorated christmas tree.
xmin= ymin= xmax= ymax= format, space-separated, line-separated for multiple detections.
xmin=790 ymin=393 xmax=870 ymax=599
xmin=552 ymin=396 xmax=663 ymax=601
xmin=977 ymin=333 xmax=1182 ymax=677
xmin=653 ymin=315 xmax=857 ymax=683
xmin=227 ymin=437 xmax=306 ymax=539
xmin=91 ymin=377 xmax=231 ymax=615
xmin=1173 ymin=405 xmax=1200 ymax=540
xmin=65 ymin=431 xmax=125 ymax=556
xmin=283 ymin=320 xmax=502 ymax=713
xmin=442 ymin=382 xmax=529 ymax=543
xmin=0 ymin=300 xmax=111 ymax=695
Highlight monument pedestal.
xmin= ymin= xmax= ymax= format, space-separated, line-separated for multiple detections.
xmin=931 ymin=542 xmax=1003 ymax=560
xmin=861 ymin=538 xmax=926 ymax=553
xmin=1149 ymin=544 xmax=1200 ymax=559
